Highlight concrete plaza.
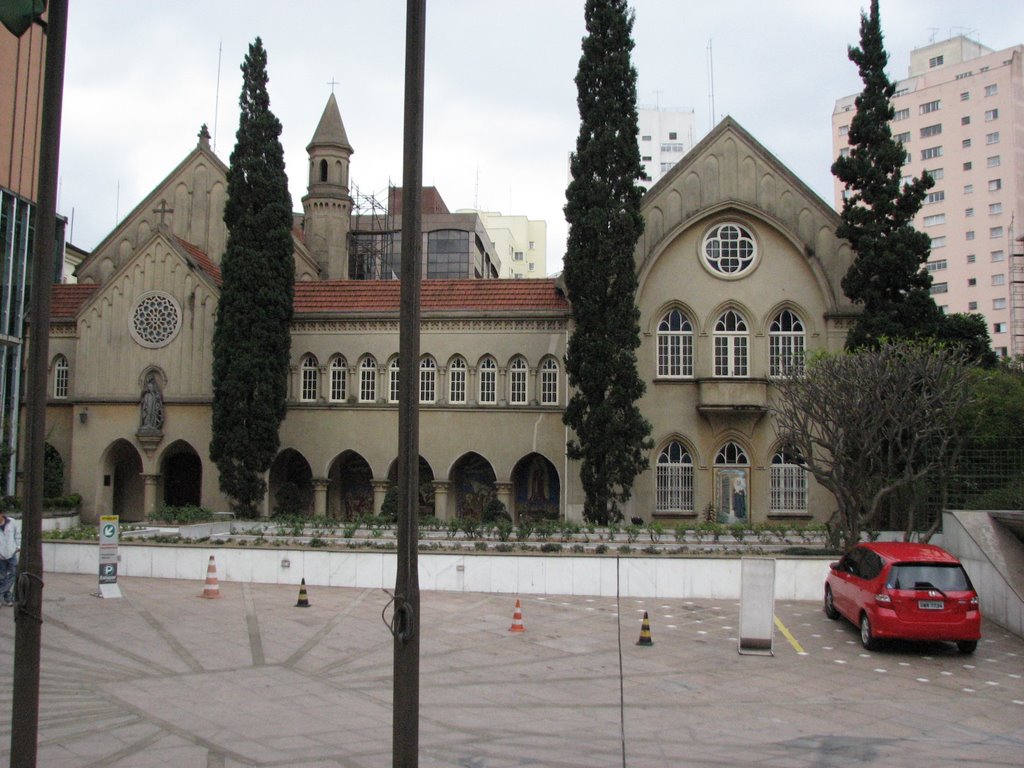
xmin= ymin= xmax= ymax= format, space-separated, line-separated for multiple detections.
xmin=0 ymin=572 xmax=1022 ymax=767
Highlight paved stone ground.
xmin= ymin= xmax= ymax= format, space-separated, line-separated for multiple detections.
xmin=0 ymin=572 xmax=1021 ymax=767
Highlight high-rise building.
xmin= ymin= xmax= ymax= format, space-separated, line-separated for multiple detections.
xmin=463 ymin=210 xmax=547 ymax=278
xmin=638 ymin=105 xmax=697 ymax=190
xmin=1 ymin=15 xmax=50 ymax=494
xmin=833 ymin=35 xmax=1024 ymax=357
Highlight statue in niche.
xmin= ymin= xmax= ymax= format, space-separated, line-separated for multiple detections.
xmin=139 ymin=374 xmax=165 ymax=432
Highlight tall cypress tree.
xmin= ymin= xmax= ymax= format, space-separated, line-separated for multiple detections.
xmin=832 ymin=0 xmax=941 ymax=350
xmin=210 ymin=38 xmax=295 ymax=516
xmin=563 ymin=0 xmax=652 ymax=525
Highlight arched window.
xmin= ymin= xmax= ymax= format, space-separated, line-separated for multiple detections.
xmin=769 ymin=309 xmax=805 ymax=376
xmin=301 ymin=355 xmax=319 ymax=402
xmin=657 ymin=309 xmax=693 ymax=377
xmin=330 ymin=356 xmax=347 ymax=402
xmin=419 ymin=357 xmax=436 ymax=404
xmin=479 ymin=357 xmax=496 ymax=404
xmin=771 ymin=448 xmax=807 ymax=513
xmin=359 ymin=357 xmax=377 ymax=402
xmin=319 ymin=159 xmax=328 ymax=183
xmin=52 ymin=354 xmax=69 ymax=399
xmin=715 ymin=442 xmax=749 ymax=466
xmin=448 ymin=356 xmax=467 ymax=404
xmin=540 ymin=358 xmax=559 ymax=405
xmin=714 ymin=309 xmax=748 ymax=377
xmin=509 ymin=356 xmax=528 ymax=404
xmin=656 ymin=441 xmax=694 ymax=512
xmin=388 ymin=358 xmax=401 ymax=403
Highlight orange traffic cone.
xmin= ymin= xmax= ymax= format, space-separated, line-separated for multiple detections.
xmin=201 ymin=555 xmax=221 ymax=599
xmin=295 ymin=578 xmax=311 ymax=608
xmin=636 ymin=611 xmax=653 ymax=646
xmin=509 ymin=598 xmax=526 ymax=632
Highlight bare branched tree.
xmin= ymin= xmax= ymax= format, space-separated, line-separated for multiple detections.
xmin=772 ymin=342 xmax=972 ymax=550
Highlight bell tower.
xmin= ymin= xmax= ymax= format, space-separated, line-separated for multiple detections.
xmin=301 ymin=93 xmax=353 ymax=279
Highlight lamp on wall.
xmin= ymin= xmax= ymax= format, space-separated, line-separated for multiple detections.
xmin=79 ymin=410 xmax=87 ymax=424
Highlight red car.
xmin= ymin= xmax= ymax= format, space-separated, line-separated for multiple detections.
xmin=824 ymin=542 xmax=981 ymax=654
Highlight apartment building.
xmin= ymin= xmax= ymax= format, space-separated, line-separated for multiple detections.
xmin=466 ymin=210 xmax=547 ymax=278
xmin=638 ymin=105 xmax=698 ymax=191
xmin=833 ymin=35 xmax=1024 ymax=357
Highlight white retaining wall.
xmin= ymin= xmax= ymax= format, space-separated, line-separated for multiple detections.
xmin=45 ymin=542 xmax=833 ymax=601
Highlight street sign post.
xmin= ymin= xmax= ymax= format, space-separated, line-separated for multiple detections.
xmin=97 ymin=515 xmax=122 ymax=598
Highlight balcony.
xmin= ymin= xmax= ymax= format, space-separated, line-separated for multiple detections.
xmin=696 ymin=378 xmax=769 ymax=431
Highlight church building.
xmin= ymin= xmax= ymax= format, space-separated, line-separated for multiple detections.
xmin=31 ymin=95 xmax=856 ymax=526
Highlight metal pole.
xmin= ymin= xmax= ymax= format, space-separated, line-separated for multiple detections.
xmin=11 ymin=1 xmax=68 ymax=765
xmin=394 ymin=1 xmax=425 ymax=766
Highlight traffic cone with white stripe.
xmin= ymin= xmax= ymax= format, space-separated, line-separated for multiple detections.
xmin=201 ymin=555 xmax=221 ymax=599
xmin=509 ymin=598 xmax=525 ymax=632
xmin=636 ymin=611 xmax=653 ymax=646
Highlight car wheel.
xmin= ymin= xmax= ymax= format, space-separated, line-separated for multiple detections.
xmin=824 ymin=587 xmax=840 ymax=620
xmin=860 ymin=613 xmax=877 ymax=651
xmin=957 ymin=640 xmax=978 ymax=655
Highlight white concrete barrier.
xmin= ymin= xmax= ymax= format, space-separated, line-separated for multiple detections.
xmin=43 ymin=542 xmax=834 ymax=601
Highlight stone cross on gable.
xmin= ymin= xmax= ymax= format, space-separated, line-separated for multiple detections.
xmin=327 ymin=77 xmax=338 ymax=93
xmin=153 ymin=199 xmax=173 ymax=227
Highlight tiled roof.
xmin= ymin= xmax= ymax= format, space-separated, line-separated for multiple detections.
xmin=174 ymin=237 xmax=222 ymax=285
xmin=294 ymin=279 xmax=568 ymax=315
xmin=50 ymin=284 xmax=99 ymax=319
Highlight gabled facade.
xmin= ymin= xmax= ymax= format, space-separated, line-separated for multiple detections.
xmin=29 ymin=99 xmax=853 ymax=528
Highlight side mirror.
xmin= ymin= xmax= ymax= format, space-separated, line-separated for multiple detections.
xmin=829 ymin=561 xmax=840 ymax=571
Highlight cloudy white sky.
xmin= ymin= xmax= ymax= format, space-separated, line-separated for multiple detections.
xmin=58 ymin=1 xmax=1023 ymax=273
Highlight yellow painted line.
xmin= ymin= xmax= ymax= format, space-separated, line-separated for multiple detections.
xmin=774 ymin=615 xmax=806 ymax=655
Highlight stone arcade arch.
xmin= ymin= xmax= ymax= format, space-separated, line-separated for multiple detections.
xmin=100 ymin=439 xmax=145 ymax=521
xmin=269 ymin=449 xmax=314 ymax=516
xmin=160 ymin=440 xmax=202 ymax=509
xmin=511 ymin=453 xmax=560 ymax=521
xmin=328 ymin=450 xmax=374 ymax=520
xmin=449 ymin=452 xmax=496 ymax=520
xmin=386 ymin=456 xmax=435 ymax=517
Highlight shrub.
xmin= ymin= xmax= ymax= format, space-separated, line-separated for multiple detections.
xmin=624 ymin=524 xmax=641 ymax=543
xmin=150 ymin=504 xmax=217 ymax=524
xmin=617 ymin=544 xmax=633 ymax=554
xmin=459 ymin=517 xmax=482 ymax=539
xmin=495 ymin=519 xmax=514 ymax=542
xmin=380 ymin=485 xmax=398 ymax=522
xmin=729 ymin=522 xmax=747 ymax=542
xmin=595 ymin=544 xmax=608 ymax=554
xmin=515 ymin=520 xmax=535 ymax=542
xmin=642 ymin=545 xmax=659 ymax=554
xmin=646 ymin=521 xmax=664 ymax=542
xmin=540 ymin=542 xmax=562 ymax=553
xmin=482 ymin=497 xmax=510 ymax=522
xmin=673 ymin=523 xmax=688 ymax=543
xmin=495 ymin=543 xmax=514 ymax=552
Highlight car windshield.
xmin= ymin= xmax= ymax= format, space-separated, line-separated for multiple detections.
xmin=886 ymin=563 xmax=972 ymax=592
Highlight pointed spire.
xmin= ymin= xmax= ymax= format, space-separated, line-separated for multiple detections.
xmin=307 ymin=92 xmax=353 ymax=153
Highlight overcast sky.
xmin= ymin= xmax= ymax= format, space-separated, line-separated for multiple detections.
xmin=58 ymin=1 xmax=1024 ymax=273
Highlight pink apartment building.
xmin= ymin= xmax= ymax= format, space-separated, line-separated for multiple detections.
xmin=833 ymin=35 xmax=1024 ymax=357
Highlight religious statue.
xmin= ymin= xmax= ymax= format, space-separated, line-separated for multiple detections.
xmin=139 ymin=374 xmax=164 ymax=432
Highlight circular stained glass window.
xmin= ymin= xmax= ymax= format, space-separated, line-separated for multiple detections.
xmin=130 ymin=292 xmax=181 ymax=348
xmin=701 ymin=223 xmax=757 ymax=276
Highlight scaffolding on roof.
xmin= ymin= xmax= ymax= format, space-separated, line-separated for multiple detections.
xmin=348 ymin=182 xmax=398 ymax=280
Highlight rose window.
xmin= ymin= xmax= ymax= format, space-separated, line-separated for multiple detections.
xmin=701 ymin=223 xmax=758 ymax=276
xmin=130 ymin=292 xmax=181 ymax=348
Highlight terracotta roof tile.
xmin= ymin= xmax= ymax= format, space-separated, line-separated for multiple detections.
xmin=294 ymin=279 xmax=568 ymax=315
xmin=50 ymin=284 xmax=99 ymax=319
xmin=174 ymin=236 xmax=222 ymax=285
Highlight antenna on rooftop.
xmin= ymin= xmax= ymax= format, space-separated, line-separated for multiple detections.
xmin=928 ymin=27 xmax=939 ymax=44
xmin=213 ymin=41 xmax=222 ymax=153
xmin=706 ymin=39 xmax=716 ymax=131
xmin=474 ymin=166 xmax=479 ymax=210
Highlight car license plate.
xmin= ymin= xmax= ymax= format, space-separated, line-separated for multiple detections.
xmin=919 ymin=600 xmax=944 ymax=610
